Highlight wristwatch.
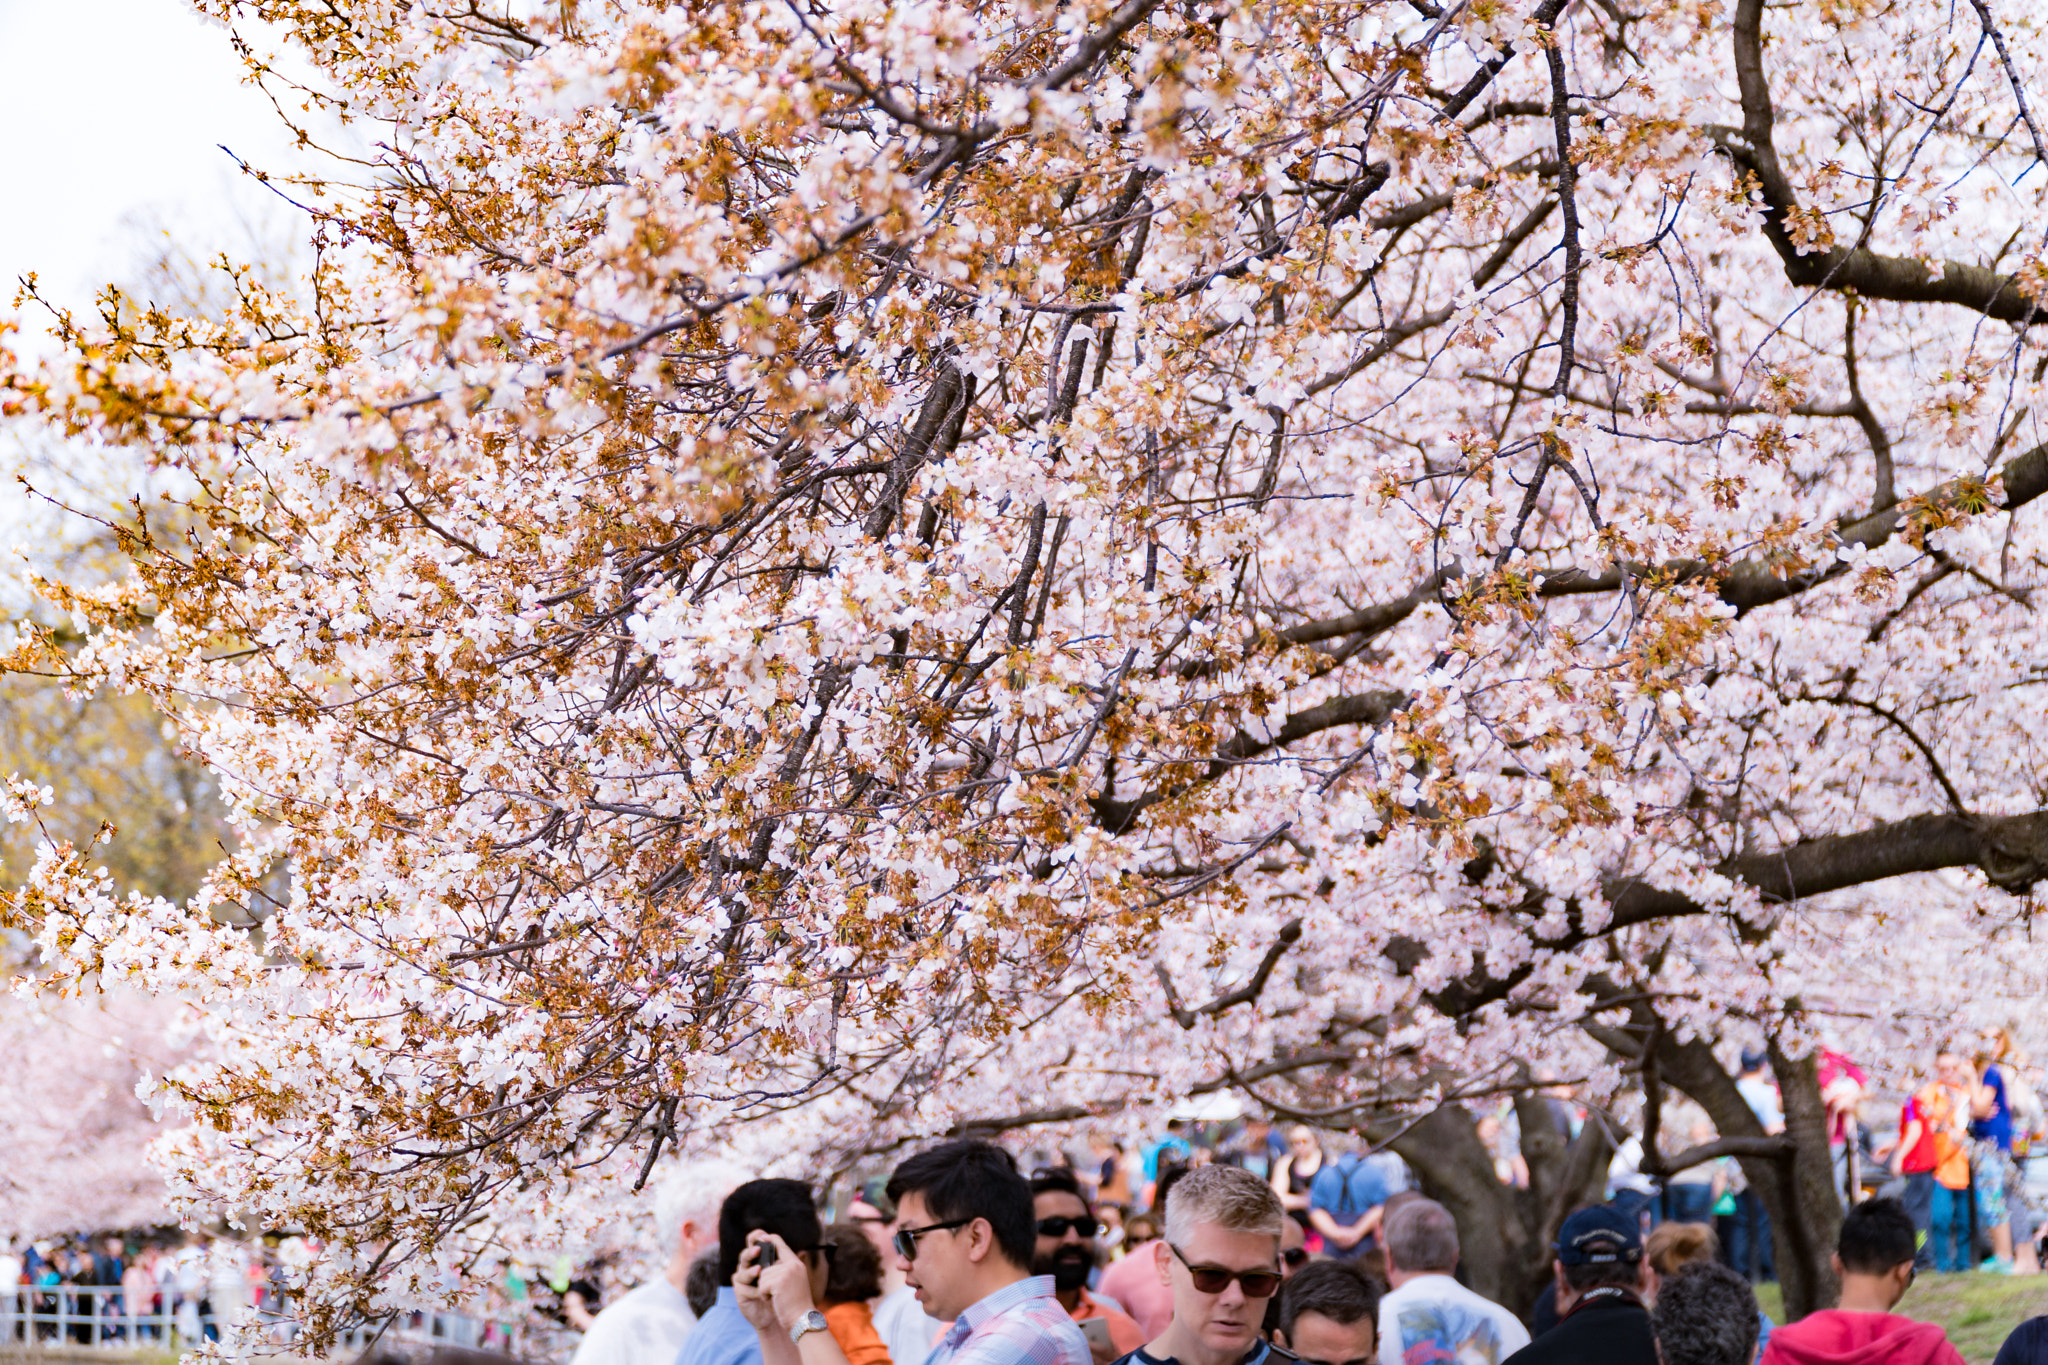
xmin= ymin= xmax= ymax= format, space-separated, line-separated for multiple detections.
xmin=790 ymin=1310 xmax=830 ymax=1346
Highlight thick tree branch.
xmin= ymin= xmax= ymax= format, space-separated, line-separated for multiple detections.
xmin=1719 ymin=0 xmax=2044 ymax=324
xmin=1404 ymin=805 xmax=2048 ymax=1020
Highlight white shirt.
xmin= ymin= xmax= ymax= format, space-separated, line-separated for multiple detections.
xmin=873 ymin=1282 xmax=946 ymax=1365
xmin=1376 ymin=1274 xmax=1529 ymax=1365
xmin=571 ymin=1278 xmax=699 ymax=1365
xmin=1737 ymin=1076 xmax=1783 ymax=1131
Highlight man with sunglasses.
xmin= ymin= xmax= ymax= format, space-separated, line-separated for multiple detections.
xmin=892 ymin=1139 xmax=1091 ymax=1365
xmin=1112 ymin=1166 xmax=1290 ymax=1365
xmin=1030 ymin=1168 xmax=1144 ymax=1363
xmin=739 ymin=1143 xmax=1086 ymax=1365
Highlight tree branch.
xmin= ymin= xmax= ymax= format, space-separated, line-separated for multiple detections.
xmin=1155 ymin=918 xmax=1304 ymax=1029
xmin=1720 ymin=0 xmax=2045 ymax=324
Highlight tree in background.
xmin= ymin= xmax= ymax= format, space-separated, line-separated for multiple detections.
xmin=3 ymin=0 xmax=2048 ymax=1335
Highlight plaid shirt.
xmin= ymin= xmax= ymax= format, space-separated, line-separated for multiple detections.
xmin=924 ymin=1276 xmax=1091 ymax=1365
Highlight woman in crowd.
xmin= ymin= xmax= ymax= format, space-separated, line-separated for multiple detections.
xmin=1270 ymin=1126 xmax=1327 ymax=1241
xmin=818 ymin=1223 xmax=890 ymax=1365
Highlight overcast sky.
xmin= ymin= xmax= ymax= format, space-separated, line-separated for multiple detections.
xmin=0 ymin=0 xmax=308 ymax=328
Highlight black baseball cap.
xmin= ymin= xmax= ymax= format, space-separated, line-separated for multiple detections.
xmin=1554 ymin=1206 xmax=1643 ymax=1266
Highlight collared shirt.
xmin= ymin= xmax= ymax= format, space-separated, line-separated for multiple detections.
xmin=927 ymin=1275 xmax=1090 ymax=1365
xmin=574 ymin=1279 xmax=699 ymax=1365
xmin=674 ymin=1289 xmax=762 ymax=1365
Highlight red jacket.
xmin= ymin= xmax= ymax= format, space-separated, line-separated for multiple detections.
xmin=1760 ymin=1311 xmax=1965 ymax=1365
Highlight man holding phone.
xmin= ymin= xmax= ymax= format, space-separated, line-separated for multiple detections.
xmin=1030 ymin=1168 xmax=1145 ymax=1363
xmin=737 ymin=1140 xmax=1089 ymax=1365
xmin=678 ymin=1179 xmax=834 ymax=1365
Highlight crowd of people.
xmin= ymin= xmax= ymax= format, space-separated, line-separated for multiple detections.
xmin=561 ymin=1132 xmax=2048 ymax=1365
xmin=0 ymin=1230 xmax=296 ymax=1343
xmin=9 ymin=1029 xmax=2046 ymax=1365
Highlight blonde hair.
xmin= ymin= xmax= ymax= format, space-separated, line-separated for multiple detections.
xmin=1646 ymin=1221 xmax=1719 ymax=1278
xmin=1162 ymin=1164 xmax=1287 ymax=1245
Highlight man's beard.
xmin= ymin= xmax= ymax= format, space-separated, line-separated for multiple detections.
xmin=1033 ymin=1247 xmax=1095 ymax=1292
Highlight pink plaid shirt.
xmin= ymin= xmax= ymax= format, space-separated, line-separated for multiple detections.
xmin=923 ymin=1276 xmax=1091 ymax=1365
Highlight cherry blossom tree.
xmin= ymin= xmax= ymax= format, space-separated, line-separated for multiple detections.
xmin=4 ymin=0 xmax=2048 ymax=1331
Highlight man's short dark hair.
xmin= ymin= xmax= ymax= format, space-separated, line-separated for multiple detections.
xmin=684 ymin=1251 xmax=719 ymax=1317
xmin=1838 ymin=1197 xmax=1917 ymax=1275
xmin=1278 ymin=1260 xmax=1380 ymax=1338
xmin=1652 ymin=1262 xmax=1758 ymax=1365
xmin=1563 ymin=1258 xmax=1642 ymax=1292
xmin=886 ymin=1139 xmax=1035 ymax=1270
xmin=717 ymin=1178 xmax=821 ymax=1285
xmin=1154 ymin=1161 xmax=1191 ymax=1214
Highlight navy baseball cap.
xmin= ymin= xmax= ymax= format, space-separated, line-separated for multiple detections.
xmin=1554 ymin=1206 xmax=1643 ymax=1266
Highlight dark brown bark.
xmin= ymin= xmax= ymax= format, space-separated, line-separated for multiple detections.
xmin=1722 ymin=0 xmax=2044 ymax=325
xmin=1378 ymin=1098 xmax=1611 ymax=1316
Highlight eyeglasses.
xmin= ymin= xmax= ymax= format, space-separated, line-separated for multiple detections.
xmin=1037 ymin=1216 xmax=1101 ymax=1239
xmin=1125 ymin=1232 xmax=1157 ymax=1246
xmin=892 ymin=1218 xmax=972 ymax=1261
xmin=1167 ymin=1244 xmax=1282 ymax=1298
xmin=1281 ymin=1247 xmax=1309 ymax=1267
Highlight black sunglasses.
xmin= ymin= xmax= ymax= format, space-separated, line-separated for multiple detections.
xmin=1038 ymin=1216 xmax=1101 ymax=1239
xmin=1282 ymin=1247 xmax=1309 ymax=1267
xmin=892 ymin=1218 xmax=971 ymax=1261
xmin=1168 ymin=1243 xmax=1282 ymax=1298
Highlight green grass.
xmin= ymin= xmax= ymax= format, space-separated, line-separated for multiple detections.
xmin=1756 ymin=1272 xmax=2048 ymax=1363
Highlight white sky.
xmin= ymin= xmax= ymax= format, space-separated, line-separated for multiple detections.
xmin=0 ymin=0 xmax=309 ymax=326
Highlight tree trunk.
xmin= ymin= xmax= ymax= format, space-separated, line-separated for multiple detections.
xmin=1637 ymin=1030 xmax=1842 ymax=1319
xmin=1383 ymin=1098 xmax=1611 ymax=1317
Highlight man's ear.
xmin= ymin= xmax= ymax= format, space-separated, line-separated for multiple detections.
xmin=1273 ymin=1330 xmax=1291 ymax=1351
xmin=1830 ymin=1252 xmax=1845 ymax=1281
xmin=965 ymin=1217 xmax=995 ymax=1264
xmin=1153 ymin=1238 xmax=1173 ymax=1286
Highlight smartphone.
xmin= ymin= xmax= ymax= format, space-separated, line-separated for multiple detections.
xmin=1078 ymin=1318 xmax=1113 ymax=1352
xmin=757 ymin=1242 xmax=779 ymax=1268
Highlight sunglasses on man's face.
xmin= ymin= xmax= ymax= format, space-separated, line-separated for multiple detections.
xmin=1168 ymin=1243 xmax=1282 ymax=1298
xmin=892 ymin=1218 xmax=971 ymax=1262
xmin=1037 ymin=1216 xmax=1101 ymax=1239
xmin=1281 ymin=1247 xmax=1309 ymax=1267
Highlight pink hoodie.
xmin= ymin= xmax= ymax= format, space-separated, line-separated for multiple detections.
xmin=1760 ymin=1311 xmax=1966 ymax=1365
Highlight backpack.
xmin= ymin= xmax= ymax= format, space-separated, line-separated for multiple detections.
xmin=1315 ymin=1153 xmax=1384 ymax=1223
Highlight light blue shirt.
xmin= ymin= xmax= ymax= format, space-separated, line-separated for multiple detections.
xmin=674 ymin=1289 xmax=760 ymax=1365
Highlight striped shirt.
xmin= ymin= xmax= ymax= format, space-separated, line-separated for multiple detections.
xmin=924 ymin=1276 xmax=1091 ymax=1365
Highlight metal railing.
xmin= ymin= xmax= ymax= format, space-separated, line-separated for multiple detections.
xmin=0 ymin=1285 xmax=557 ymax=1358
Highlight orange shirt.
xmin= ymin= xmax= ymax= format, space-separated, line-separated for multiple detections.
xmin=1915 ymin=1083 xmax=1973 ymax=1191
xmin=1071 ymin=1289 xmax=1146 ymax=1355
xmin=824 ymin=1301 xmax=894 ymax=1365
